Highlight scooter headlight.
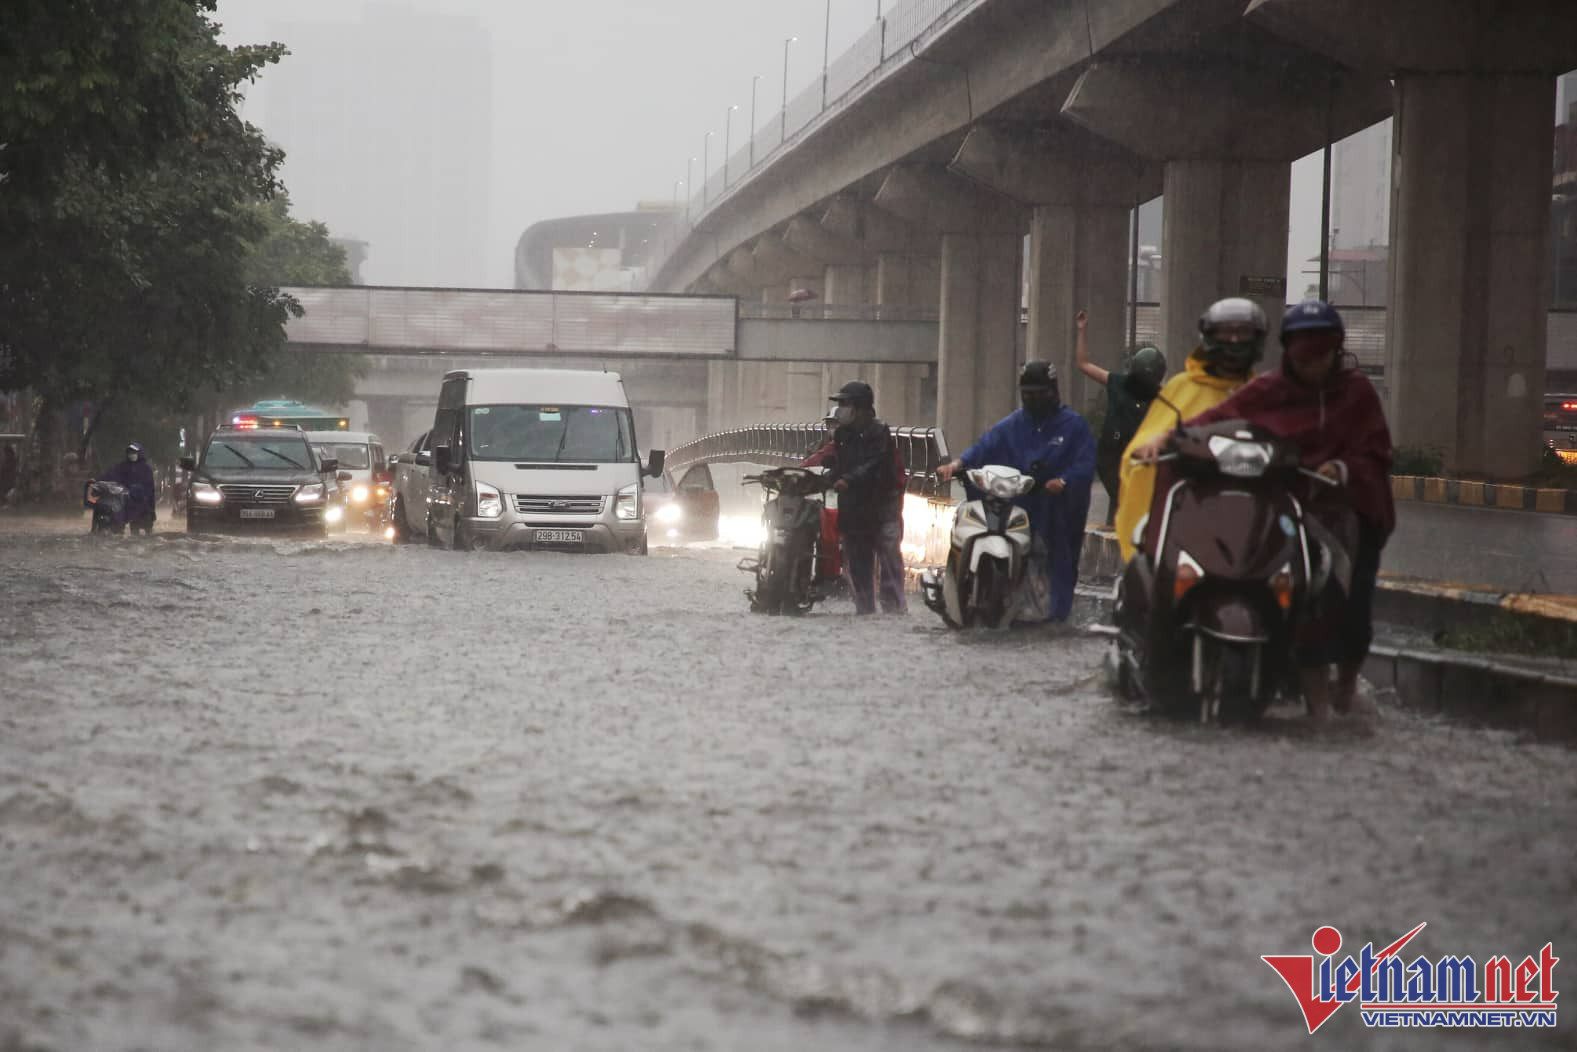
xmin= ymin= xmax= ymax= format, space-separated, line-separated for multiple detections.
xmin=654 ymin=502 xmax=683 ymax=524
xmin=475 ymin=481 xmax=503 ymax=519
xmin=615 ymin=482 xmax=638 ymax=521
xmin=1174 ymin=549 xmax=1205 ymax=600
xmin=351 ymin=485 xmax=370 ymax=504
xmin=1207 ymin=435 xmax=1274 ymax=478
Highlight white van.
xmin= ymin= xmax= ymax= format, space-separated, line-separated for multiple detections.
xmin=425 ymin=368 xmax=664 ymax=553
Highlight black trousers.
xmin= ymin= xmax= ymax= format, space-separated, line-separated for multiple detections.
xmin=1298 ymin=517 xmax=1385 ymax=667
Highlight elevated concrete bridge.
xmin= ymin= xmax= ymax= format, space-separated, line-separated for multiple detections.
xmin=643 ymin=0 xmax=1577 ymax=477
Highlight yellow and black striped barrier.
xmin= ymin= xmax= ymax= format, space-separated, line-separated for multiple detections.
xmin=1390 ymin=475 xmax=1576 ymax=515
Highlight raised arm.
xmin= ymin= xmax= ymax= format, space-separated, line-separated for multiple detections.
xmin=1074 ymin=310 xmax=1109 ymax=386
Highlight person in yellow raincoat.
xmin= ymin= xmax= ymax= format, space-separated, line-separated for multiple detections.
xmin=1114 ymin=297 xmax=1266 ymax=561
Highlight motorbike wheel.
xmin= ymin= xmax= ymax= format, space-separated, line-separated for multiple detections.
xmin=1198 ymin=642 xmax=1260 ymax=724
xmin=973 ymin=558 xmax=1013 ymax=630
xmin=755 ymin=543 xmax=786 ymax=614
xmin=783 ymin=540 xmax=816 ymax=615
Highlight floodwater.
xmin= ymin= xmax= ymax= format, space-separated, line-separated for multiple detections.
xmin=1 ymin=516 xmax=1572 ymax=1050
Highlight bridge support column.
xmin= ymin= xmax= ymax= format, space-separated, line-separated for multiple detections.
xmin=873 ymin=363 xmax=927 ymax=426
xmin=1026 ymin=203 xmax=1130 ymax=413
xmin=823 ymin=264 xmax=873 ymax=307
xmin=401 ymin=402 xmax=436 ymax=446
xmin=786 ymin=365 xmax=825 ymax=423
xmin=875 ymin=254 xmax=940 ymax=313
xmin=1158 ymin=159 xmax=1291 ymax=374
xmin=874 ymin=166 xmax=1027 ymax=447
xmin=950 ymin=123 xmax=1156 ymax=413
xmin=706 ymin=361 xmax=743 ymax=432
xmin=1386 ymin=74 xmax=1554 ymax=477
xmin=939 ymin=233 xmax=1024 ymax=446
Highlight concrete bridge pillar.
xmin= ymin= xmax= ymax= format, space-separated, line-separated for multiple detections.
xmin=873 ymin=363 xmax=927 ymax=426
xmin=950 ymin=124 xmax=1158 ymax=413
xmin=874 ymin=166 xmax=1027 ymax=446
xmin=1387 ymin=73 xmax=1555 ymax=476
xmin=786 ymin=365 xmax=825 ymax=423
xmin=874 ymin=254 xmax=940 ymax=313
xmin=401 ymin=402 xmax=437 ymax=446
xmin=823 ymin=264 xmax=873 ymax=307
xmin=706 ymin=361 xmax=742 ymax=433
xmin=1061 ymin=57 xmax=1393 ymax=373
xmin=1158 ymin=159 xmax=1291 ymax=373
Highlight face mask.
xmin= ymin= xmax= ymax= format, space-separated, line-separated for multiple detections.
xmin=1020 ymin=391 xmax=1057 ymax=418
xmin=833 ymin=405 xmax=855 ymax=426
xmin=128 ymin=452 xmax=140 ymax=462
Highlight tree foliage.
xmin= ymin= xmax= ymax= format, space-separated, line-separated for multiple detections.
xmin=0 ymin=0 xmax=302 ymax=421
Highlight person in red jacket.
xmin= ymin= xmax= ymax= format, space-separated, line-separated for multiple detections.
xmin=1133 ymin=300 xmax=1394 ymax=721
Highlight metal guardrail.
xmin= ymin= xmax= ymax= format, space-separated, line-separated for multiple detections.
xmin=739 ymin=302 xmax=940 ymax=322
xmin=665 ymin=424 xmax=952 ymax=497
xmin=651 ymin=0 xmax=986 ymax=288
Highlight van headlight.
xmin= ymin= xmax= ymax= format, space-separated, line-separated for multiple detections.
xmin=294 ymin=483 xmax=325 ymax=504
xmin=193 ymin=482 xmax=223 ymax=505
xmin=475 ymin=481 xmax=503 ymax=518
xmin=615 ymin=482 xmax=638 ymax=521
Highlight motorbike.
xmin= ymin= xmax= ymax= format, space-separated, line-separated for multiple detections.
xmin=1113 ymin=418 xmax=1340 ymax=723
xmin=84 ymin=480 xmax=129 ymax=534
xmin=738 ymin=466 xmax=831 ymax=615
xmin=920 ymin=465 xmax=1038 ymax=630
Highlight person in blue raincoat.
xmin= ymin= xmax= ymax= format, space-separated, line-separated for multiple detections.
xmin=935 ymin=361 xmax=1096 ymax=621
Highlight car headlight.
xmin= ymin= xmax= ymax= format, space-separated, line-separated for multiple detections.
xmin=654 ymin=502 xmax=683 ymax=524
xmin=351 ymin=485 xmax=370 ymax=504
xmin=615 ymin=482 xmax=638 ymax=521
xmin=1207 ymin=435 xmax=1274 ymax=478
xmin=295 ymin=483 xmax=325 ymax=504
xmin=193 ymin=482 xmax=223 ymax=505
xmin=475 ymin=481 xmax=503 ymax=518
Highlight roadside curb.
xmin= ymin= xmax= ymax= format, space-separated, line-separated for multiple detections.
xmin=1389 ymin=475 xmax=1577 ymax=515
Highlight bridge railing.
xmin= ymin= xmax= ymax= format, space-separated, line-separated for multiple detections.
xmin=653 ymin=0 xmax=986 ymax=287
xmin=665 ymin=424 xmax=952 ymax=498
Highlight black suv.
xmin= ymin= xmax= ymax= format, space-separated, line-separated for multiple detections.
xmin=181 ymin=425 xmax=348 ymax=535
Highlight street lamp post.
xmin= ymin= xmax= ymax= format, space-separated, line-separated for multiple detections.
xmin=703 ymin=132 xmax=713 ymax=206
xmin=822 ymin=0 xmax=832 ymax=109
xmin=686 ymin=157 xmax=694 ymax=220
xmin=781 ymin=37 xmax=796 ymax=144
xmin=723 ymin=105 xmax=738 ymax=187
xmin=750 ymin=75 xmax=761 ymax=168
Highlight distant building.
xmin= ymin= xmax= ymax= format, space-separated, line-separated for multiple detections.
xmin=257 ymin=4 xmax=492 ymax=288
xmin=1330 ymin=120 xmax=1392 ymax=254
xmin=514 ymin=206 xmax=676 ymax=291
xmin=1556 ymin=81 xmax=1577 ymax=307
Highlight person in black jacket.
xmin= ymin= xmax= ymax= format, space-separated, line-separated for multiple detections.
xmin=825 ymin=381 xmax=903 ymax=615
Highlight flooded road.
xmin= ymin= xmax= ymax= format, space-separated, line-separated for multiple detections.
xmin=1 ymin=518 xmax=1572 ymax=1050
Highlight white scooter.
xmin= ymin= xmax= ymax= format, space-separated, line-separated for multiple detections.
xmin=920 ymin=465 xmax=1037 ymax=629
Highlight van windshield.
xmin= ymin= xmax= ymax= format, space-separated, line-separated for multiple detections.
xmin=467 ymin=405 xmax=634 ymax=463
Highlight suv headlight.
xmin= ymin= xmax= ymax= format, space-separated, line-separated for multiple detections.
xmin=615 ymin=482 xmax=639 ymax=521
xmin=294 ymin=483 xmax=325 ymax=504
xmin=193 ymin=481 xmax=223 ymax=505
xmin=475 ymin=481 xmax=503 ymax=518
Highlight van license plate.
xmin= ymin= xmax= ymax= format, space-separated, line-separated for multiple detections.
xmin=536 ymin=529 xmax=582 ymax=543
xmin=240 ymin=509 xmax=275 ymax=520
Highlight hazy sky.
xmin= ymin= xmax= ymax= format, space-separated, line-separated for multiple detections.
xmin=215 ymin=0 xmax=1332 ymax=290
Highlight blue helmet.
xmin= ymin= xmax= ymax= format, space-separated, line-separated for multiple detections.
xmin=1280 ymin=299 xmax=1345 ymax=340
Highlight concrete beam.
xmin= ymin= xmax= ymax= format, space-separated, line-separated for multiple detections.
xmin=1245 ymin=0 xmax=1577 ymax=75
xmin=783 ymin=215 xmax=875 ymax=267
xmin=1061 ymin=57 xmax=1392 ymax=162
xmin=949 ymin=122 xmax=1160 ymax=207
xmin=873 ymin=166 xmax=1027 ymax=237
xmin=751 ymin=236 xmax=824 ymax=287
xmin=820 ymin=196 xmax=938 ymax=256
